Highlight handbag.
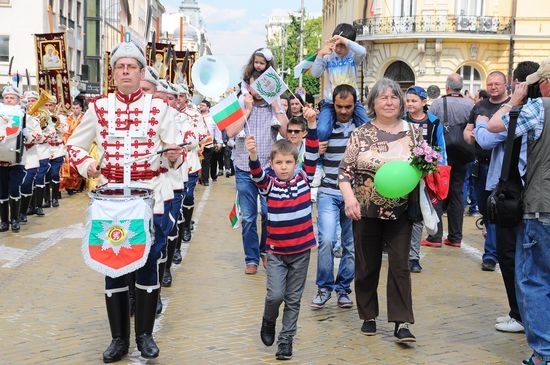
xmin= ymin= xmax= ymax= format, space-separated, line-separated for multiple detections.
xmin=424 ymin=164 xmax=452 ymax=201
xmin=486 ymin=107 xmax=523 ymax=227
xmin=442 ymin=97 xmax=475 ymax=164
xmin=419 ymin=180 xmax=439 ymax=235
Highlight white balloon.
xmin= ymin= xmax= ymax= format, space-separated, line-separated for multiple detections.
xmin=191 ymin=56 xmax=229 ymax=98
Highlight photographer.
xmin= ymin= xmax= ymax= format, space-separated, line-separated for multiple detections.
xmin=487 ymin=59 xmax=550 ymax=365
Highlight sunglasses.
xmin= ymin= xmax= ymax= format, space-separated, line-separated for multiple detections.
xmin=287 ymin=129 xmax=304 ymax=134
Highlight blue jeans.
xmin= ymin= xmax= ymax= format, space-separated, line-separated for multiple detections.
xmin=516 ymin=217 xmax=550 ymax=360
xmin=475 ymin=163 xmax=498 ymax=262
xmin=235 ymin=167 xmax=267 ymax=266
xmin=315 ymin=191 xmax=355 ymax=294
xmin=462 ymin=161 xmax=478 ymax=210
xmin=317 ymin=101 xmax=369 ymax=142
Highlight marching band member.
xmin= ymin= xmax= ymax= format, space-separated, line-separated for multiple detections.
xmin=44 ymin=96 xmax=69 ymax=208
xmin=0 ymin=86 xmax=28 ymax=232
xmin=66 ymin=40 xmax=183 ymax=363
xmin=18 ymin=91 xmax=44 ymax=225
xmin=62 ymin=100 xmax=85 ymax=195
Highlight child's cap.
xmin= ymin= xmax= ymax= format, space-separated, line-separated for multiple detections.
xmin=406 ymin=85 xmax=428 ymax=100
xmin=255 ymin=48 xmax=273 ymax=62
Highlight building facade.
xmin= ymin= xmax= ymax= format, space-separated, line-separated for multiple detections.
xmin=323 ymin=0 xmax=550 ymax=99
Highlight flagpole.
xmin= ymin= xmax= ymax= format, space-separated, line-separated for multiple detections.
xmin=298 ymin=0 xmax=305 ymax=88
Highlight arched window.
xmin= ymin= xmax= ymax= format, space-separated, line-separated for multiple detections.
xmin=458 ymin=65 xmax=482 ymax=95
xmin=383 ymin=61 xmax=415 ymax=90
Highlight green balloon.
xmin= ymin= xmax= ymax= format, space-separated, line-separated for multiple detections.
xmin=374 ymin=160 xmax=422 ymax=199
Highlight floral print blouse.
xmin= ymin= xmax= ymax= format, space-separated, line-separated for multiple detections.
xmin=338 ymin=120 xmax=423 ymax=220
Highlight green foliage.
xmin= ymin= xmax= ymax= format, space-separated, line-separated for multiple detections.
xmin=268 ymin=13 xmax=322 ymax=98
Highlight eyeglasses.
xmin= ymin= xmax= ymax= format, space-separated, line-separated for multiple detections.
xmin=287 ymin=129 xmax=304 ymax=134
xmin=114 ymin=64 xmax=139 ymax=71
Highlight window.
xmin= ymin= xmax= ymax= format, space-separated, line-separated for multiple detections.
xmin=384 ymin=61 xmax=415 ymax=90
xmin=0 ymin=0 xmax=11 ymax=5
xmin=0 ymin=36 xmax=9 ymax=62
xmin=458 ymin=65 xmax=482 ymax=95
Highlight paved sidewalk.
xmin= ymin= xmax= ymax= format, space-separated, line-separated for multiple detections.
xmin=0 ymin=178 xmax=529 ymax=364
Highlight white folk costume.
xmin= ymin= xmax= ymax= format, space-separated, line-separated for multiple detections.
xmin=67 ymin=89 xmax=178 ymax=214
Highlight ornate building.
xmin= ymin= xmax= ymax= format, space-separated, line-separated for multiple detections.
xmin=161 ymin=0 xmax=212 ymax=56
xmin=322 ymin=0 xmax=550 ymax=99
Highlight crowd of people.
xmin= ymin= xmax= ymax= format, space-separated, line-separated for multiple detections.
xmin=2 ymin=21 xmax=550 ymax=365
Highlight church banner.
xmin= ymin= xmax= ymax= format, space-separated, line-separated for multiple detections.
xmin=34 ymin=32 xmax=71 ymax=111
xmin=145 ymin=42 xmax=196 ymax=86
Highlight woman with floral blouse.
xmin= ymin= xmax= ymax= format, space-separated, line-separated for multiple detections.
xmin=338 ymin=77 xmax=423 ymax=343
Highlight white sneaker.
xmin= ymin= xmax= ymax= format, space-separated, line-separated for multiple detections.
xmin=495 ymin=314 xmax=511 ymax=324
xmin=495 ymin=318 xmax=524 ymax=333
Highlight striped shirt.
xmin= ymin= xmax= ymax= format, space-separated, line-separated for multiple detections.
xmin=249 ymin=128 xmax=319 ymax=255
xmin=319 ymin=121 xmax=356 ymax=195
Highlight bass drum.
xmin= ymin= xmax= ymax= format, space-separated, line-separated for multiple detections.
xmin=0 ymin=103 xmax=23 ymax=164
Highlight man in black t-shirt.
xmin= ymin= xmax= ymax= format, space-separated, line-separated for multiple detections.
xmin=464 ymin=71 xmax=510 ymax=272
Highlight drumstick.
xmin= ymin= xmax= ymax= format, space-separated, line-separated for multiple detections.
xmin=96 ymin=151 xmax=106 ymax=171
xmin=127 ymin=142 xmax=190 ymax=164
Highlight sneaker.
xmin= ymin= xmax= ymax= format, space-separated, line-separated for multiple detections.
xmin=523 ymin=353 xmax=549 ymax=365
xmin=394 ymin=322 xmax=416 ymax=343
xmin=443 ymin=238 xmax=461 ymax=247
xmin=481 ymin=259 xmax=497 ymax=271
xmin=275 ymin=342 xmax=293 ymax=360
xmin=496 ymin=314 xmax=511 ymax=324
xmin=421 ymin=239 xmax=442 ymax=248
xmin=495 ymin=317 xmax=524 ymax=333
xmin=360 ymin=319 xmax=376 ymax=336
xmin=311 ymin=289 xmax=331 ymax=309
xmin=333 ymin=245 xmax=343 ymax=258
xmin=409 ymin=259 xmax=422 ymax=273
xmin=244 ymin=264 xmax=257 ymax=275
xmin=337 ymin=293 xmax=353 ymax=308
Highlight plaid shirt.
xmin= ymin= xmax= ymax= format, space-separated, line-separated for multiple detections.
xmin=503 ymin=98 xmax=545 ymax=141
xmin=232 ymin=102 xmax=277 ymax=171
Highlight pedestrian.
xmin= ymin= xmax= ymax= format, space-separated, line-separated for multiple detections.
xmin=488 ymin=58 xmax=550 ymax=365
xmin=246 ymin=106 xmax=319 ymax=361
xmin=66 ymin=39 xmax=183 ymax=363
xmin=475 ymin=61 xmax=538 ymax=334
xmin=310 ymin=84 xmax=358 ymax=310
xmin=464 ymin=71 xmax=511 ymax=272
xmin=198 ymin=99 xmax=222 ymax=185
xmin=310 ymin=22 xmax=369 ymax=142
xmin=422 ymin=73 xmax=474 ymax=248
xmin=226 ymin=69 xmax=288 ymax=275
xmin=339 ymin=77 xmax=422 ymax=343
xmin=404 ymin=85 xmax=447 ymax=273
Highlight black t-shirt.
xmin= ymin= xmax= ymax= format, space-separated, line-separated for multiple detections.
xmin=468 ymin=97 xmax=510 ymax=162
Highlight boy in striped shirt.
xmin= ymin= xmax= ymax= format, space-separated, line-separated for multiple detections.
xmin=245 ymin=107 xmax=319 ymax=361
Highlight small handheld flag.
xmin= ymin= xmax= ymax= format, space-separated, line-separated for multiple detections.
xmin=251 ymin=66 xmax=288 ymax=105
xmin=210 ymin=93 xmax=245 ymax=131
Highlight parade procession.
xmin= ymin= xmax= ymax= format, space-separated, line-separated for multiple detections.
xmin=4 ymin=0 xmax=550 ymax=364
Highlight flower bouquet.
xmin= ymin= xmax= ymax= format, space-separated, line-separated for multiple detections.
xmin=410 ymin=140 xmax=443 ymax=175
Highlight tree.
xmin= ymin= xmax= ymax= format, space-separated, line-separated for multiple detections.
xmin=268 ymin=13 xmax=322 ymax=100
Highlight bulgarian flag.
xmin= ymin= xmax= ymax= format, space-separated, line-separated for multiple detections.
xmin=228 ymin=192 xmax=241 ymax=229
xmin=83 ymin=197 xmax=153 ymax=278
xmin=210 ymin=93 xmax=245 ymax=131
xmin=293 ymin=52 xmax=317 ymax=78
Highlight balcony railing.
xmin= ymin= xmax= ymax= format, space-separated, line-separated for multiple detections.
xmin=353 ymin=15 xmax=512 ymax=37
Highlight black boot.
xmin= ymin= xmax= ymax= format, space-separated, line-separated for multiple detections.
xmin=9 ymin=198 xmax=21 ymax=232
xmin=43 ymin=183 xmax=51 ymax=208
xmin=19 ymin=195 xmax=31 ymax=224
xmin=102 ymin=291 xmax=130 ymax=363
xmin=182 ymin=206 xmax=194 ymax=242
xmin=135 ymin=287 xmax=160 ymax=359
xmin=156 ymin=261 xmax=166 ymax=316
xmin=51 ymin=182 xmax=60 ymax=207
xmin=0 ymin=202 xmax=9 ymax=232
xmin=173 ymin=220 xmax=185 ymax=264
xmin=34 ymin=187 xmax=45 ymax=216
xmin=162 ymin=235 xmax=177 ymax=288
xmin=125 ymin=273 xmax=136 ymax=317
xmin=27 ymin=192 xmax=36 ymax=216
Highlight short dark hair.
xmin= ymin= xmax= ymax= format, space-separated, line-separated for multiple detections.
xmin=200 ymin=99 xmax=211 ymax=108
xmin=332 ymin=84 xmax=357 ymax=104
xmin=513 ymin=61 xmax=540 ymax=82
xmin=287 ymin=116 xmax=307 ymax=131
xmin=332 ymin=23 xmax=356 ymax=41
xmin=270 ymin=139 xmax=298 ymax=161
